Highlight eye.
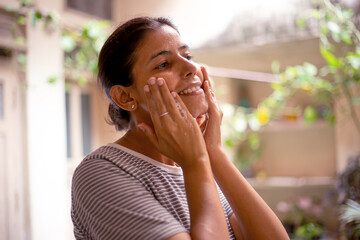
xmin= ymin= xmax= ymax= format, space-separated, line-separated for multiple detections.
xmin=155 ymin=61 xmax=169 ymax=70
xmin=185 ymin=55 xmax=193 ymax=61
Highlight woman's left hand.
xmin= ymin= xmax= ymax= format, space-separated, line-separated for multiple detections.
xmin=201 ymin=66 xmax=223 ymax=152
xmin=138 ymin=77 xmax=209 ymax=169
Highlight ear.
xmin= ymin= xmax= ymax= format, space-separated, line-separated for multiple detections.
xmin=110 ymin=85 xmax=137 ymax=111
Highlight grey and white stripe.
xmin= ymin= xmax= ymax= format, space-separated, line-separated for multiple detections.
xmin=71 ymin=143 xmax=235 ymax=240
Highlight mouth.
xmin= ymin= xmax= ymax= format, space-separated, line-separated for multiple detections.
xmin=178 ymin=82 xmax=204 ymax=96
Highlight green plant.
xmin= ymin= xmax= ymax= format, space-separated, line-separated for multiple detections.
xmin=277 ymin=196 xmax=325 ymax=239
xmin=336 ymin=154 xmax=360 ymax=239
xmin=222 ymin=0 xmax=360 ymax=175
xmin=221 ymin=103 xmax=262 ymax=175
xmin=6 ymin=0 xmax=109 ymax=86
xmin=61 ymin=20 xmax=109 ymax=86
xmin=340 ymin=199 xmax=360 ymax=239
xmin=261 ymin=0 xmax=360 ymax=132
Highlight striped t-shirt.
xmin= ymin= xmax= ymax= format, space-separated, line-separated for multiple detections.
xmin=71 ymin=143 xmax=235 ymax=240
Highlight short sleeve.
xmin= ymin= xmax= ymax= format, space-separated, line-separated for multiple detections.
xmin=71 ymin=158 xmax=187 ymax=240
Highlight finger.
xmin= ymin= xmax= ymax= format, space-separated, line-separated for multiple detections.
xmin=201 ymin=65 xmax=209 ymax=81
xmin=204 ymin=80 xmax=223 ymax=124
xmin=204 ymin=80 xmax=216 ymax=105
xmin=171 ymin=91 xmax=193 ymax=120
xmin=201 ymin=66 xmax=215 ymax=96
xmin=156 ymin=78 xmax=184 ymax=119
xmin=148 ymin=77 xmax=170 ymax=120
xmin=144 ymin=83 xmax=162 ymax=127
xmin=138 ymin=123 xmax=158 ymax=147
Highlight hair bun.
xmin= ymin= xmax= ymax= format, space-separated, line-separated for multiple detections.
xmin=107 ymin=103 xmax=130 ymax=131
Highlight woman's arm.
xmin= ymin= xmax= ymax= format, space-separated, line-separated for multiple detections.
xmin=207 ymin=147 xmax=289 ymax=240
xmin=201 ymin=67 xmax=289 ymax=240
xmin=140 ymin=77 xmax=229 ymax=240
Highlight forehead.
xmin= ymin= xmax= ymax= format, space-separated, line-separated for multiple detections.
xmin=135 ymin=25 xmax=183 ymax=61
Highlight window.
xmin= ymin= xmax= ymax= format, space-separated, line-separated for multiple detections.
xmin=81 ymin=93 xmax=92 ymax=156
xmin=65 ymin=92 xmax=72 ymax=158
xmin=65 ymin=88 xmax=92 ymax=160
xmin=66 ymin=0 xmax=112 ymax=20
xmin=0 ymin=82 xmax=3 ymax=119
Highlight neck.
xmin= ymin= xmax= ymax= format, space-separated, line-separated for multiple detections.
xmin=115 ymin=127 xmax=176 ymax=166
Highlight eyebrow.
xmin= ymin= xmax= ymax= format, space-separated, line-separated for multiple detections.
xmin=148 ymin=44 xmax=189 ymax=63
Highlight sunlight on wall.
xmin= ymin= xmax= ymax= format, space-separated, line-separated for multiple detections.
xmin=171 ymin=0 xmax=301 ymax=48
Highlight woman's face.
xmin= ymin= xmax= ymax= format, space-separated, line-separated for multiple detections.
xmin=130 ymin=25 xmax=208 ymax=120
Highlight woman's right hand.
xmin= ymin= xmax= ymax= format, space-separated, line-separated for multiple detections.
xmin=139 ymin=77 xmax=230 ymax=240
xmin=138 ymin=77 xmax=209 ymax=169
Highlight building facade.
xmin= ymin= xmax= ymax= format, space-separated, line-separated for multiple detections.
xmin=0 ymin=0 xmax=359 ymax=239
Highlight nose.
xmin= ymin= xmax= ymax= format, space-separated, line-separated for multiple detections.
xmin=181 ymin=58 xmax=198 ymax=79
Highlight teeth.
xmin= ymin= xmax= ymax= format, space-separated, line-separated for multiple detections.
xmin=179 ymin=86 xmax=201 ymax=95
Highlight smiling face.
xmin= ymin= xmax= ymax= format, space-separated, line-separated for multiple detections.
xmin=130 ymin=25 xmax=208 ymax=120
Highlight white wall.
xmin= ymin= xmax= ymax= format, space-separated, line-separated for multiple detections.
xmin=26 ymin=0 xmax=68 ymax=239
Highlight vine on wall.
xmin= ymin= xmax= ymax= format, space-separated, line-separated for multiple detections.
xmin=222 ymin=0 xmax=360 ymax=172
xmin=6 ymin=0 xmax=109 ymax=86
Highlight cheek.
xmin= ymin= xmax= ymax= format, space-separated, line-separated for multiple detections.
xmin=153 ymin=72 xmax=177 ymax=90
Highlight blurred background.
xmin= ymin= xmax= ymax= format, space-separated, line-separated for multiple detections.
xmin=0 ymin=0 xmax=360 ymax=239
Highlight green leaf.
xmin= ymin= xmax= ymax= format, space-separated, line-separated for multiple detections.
xmin=303 ymin=62 xmax=318 ymax=76
xmin=271 ymin=83 xmax=283 ymax=92
xmin=325 ymin=12 xmax=333 ymax=22
xmin=87 ymin=23 xmax=101 ymax=39
xmin=271 ymin=60 xmax=280 ymax=74
xmin=225 ymin=139 xmax=234 ymax=148
xmin=17 ymin=16 xmax=26 ymax=25
xmin=61 ymin=35 xmax=76 ymax=52
xmin=311 ymin=9 xmax=321 ymax=19
xmin=296 ymin=17 xmax=307 ymax=29
xmin=31 ymin=10 xmax=38 ymax=27
xmin=340 ymin=30 xmax=352 ymax=45
xmin=5 ymin=6 xmax=14 ymax=12
xmin=17 ymin=53 xmax=27 ymax=64
xmin=64 ymin=56 xmax=73 ymax=67
xmin=304 ymin=106 xmax=318 ymax=124
xmin=320 ymin=25 xmax=329 ymax=35
xmin=331 ymin=32 xmax=341 ymax=43
xmin=320 ymin=46 xmax=339 ymax=67
xmin=21 ymin=0 xmax=32 ymax=6
xmin=347 ymin=56 xmax=360 ymax=69
xmin=76 ymin=74 xmax=88 ymax=86
xmin=327 ymin=21 xmax=340 ymax=34
xmin=323 ymin=109 xmax=335 ymax=125
xmin=284 ymin=66 xmax=298 ymax=79
xmin=352 ymin=97 xmax=360 ymax=105
xmin=342 ymin=9 xmax=354 ymax=19
xmin=15 ymin=37 xmax=25 ymax=46
xmin=248 ymin=133 xmax=260 ymax=150
xmin=48 ymin=76 xmax=57 ymax=84
xmin=35 ymin=11 xmax=42 ymax=20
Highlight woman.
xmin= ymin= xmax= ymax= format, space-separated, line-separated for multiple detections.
xmin=71 ymin=17 xmax=289 ymax=240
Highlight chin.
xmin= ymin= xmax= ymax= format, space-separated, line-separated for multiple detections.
xmin=180 ymin=92 xmax=209 ymax=118
xmin=187 ymin=102 xmax=208 ymax=118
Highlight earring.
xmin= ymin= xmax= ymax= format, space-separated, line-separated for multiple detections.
xmin=131 ymin=104 xmax=135 ymax=109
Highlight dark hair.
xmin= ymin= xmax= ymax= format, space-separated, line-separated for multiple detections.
xmin=97 ymin=17 xmax=178 ymax=131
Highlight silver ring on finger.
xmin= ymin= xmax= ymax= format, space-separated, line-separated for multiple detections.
xmin=159 ymin=111 xmax=170 ymax=118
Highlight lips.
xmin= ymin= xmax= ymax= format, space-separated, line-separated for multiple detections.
xmin=178 ymin=82 xmax=203 ymax=95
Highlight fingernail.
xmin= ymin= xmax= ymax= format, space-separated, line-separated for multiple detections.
xmin=144 ymin=85 xmax=150 ymax=92
xmin=156 ymin=78 xmax=163 ymax=86
xmin=204 ymin=80 xmax=209 ymax=87
xmin=171 ymin=92 xmax=177 ymax=98
xmin=148 ymin=77 xmax=156 ymax=85
xmin=138 ymin=125 xmax=145 ymax=132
